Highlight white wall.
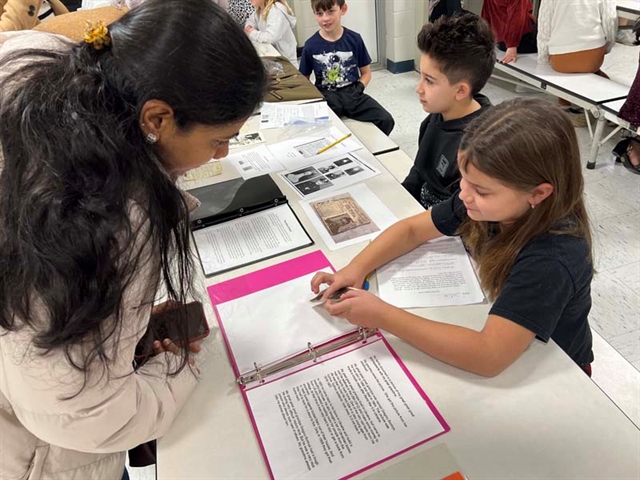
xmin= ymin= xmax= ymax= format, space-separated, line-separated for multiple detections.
xmin=385 ymin=0 xmax=417 ymax=66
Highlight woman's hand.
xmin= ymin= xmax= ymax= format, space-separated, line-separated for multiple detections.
xmin=323 ymin=289 xmax=392 ymax=330
xmin=310 ymin=264 xmax=367 ymax=301
xmin=244 ymin=25 xmax=255 ymax=35
xmin=500 ymin=47 xmax=517 ymax=64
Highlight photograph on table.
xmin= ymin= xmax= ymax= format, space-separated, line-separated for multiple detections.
xmin=229 ymin=131 xmax=265 ymax=149
xmin=280 ymin=152 xmax=380 ymax=199
xmin=311 ymin=192 xmax=379 ymax=243
xmin=300 ymin=184 xmax=397 ymax=251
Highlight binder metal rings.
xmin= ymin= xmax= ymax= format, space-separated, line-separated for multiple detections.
xmin=236 ymin=327 xmax=377 ymax=386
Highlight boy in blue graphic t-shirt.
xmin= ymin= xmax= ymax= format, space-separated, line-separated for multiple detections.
xmin=299 ymin=0 xmax=395 ymax=135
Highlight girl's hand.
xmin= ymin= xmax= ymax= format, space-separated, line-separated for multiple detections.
xmin=500 ymin=47 xmax=517 ymax=64
xmin=310 ymin=264 xmax=366 ymax=301
xmin=323 ymin=289 xmax=391 ymax=329
xmin=245 ymin=25 xmax=255 ymax=35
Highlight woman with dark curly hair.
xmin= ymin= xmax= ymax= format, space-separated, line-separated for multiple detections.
xmin=0 ymin=0 xmax=266 ymax=478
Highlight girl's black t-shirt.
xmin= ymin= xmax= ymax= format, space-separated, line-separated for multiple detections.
xmin=431 ymin=193 xmax=594 ymax=367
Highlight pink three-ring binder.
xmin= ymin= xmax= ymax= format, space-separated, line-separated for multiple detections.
xmin=208 ymin=251 xmax=450 ymax=480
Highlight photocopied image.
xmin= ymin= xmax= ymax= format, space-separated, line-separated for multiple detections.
xmin=279 ymin=152 xmax=381 ymax=200
xmin=294 ymin=137 xmax=333 ymax=158
xmin=284 ymin=166 xmax=321 ymax=184
xmin=300 ymin=184 xmax=398 ymax=251
xmin=229 ymin=131 xmax=265 ymax=149
xmin=284 ymin=166 xmax=335 ymax=196
xmin=311 ymin=193 xmax=379 ymax=243
xmin=296 ymin=177 xmax=333 ymax=195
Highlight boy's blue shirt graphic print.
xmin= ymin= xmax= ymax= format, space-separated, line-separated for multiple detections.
xmin=299 ymin=28 xmax=371 ymax=92
xmin=312 ymin=51 xmax=357 ymax=90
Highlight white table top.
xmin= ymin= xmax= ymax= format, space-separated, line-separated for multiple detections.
xmin=343 ymin=118 xmax=399 ymax=156
xmin=601 ymin=98 xmax=625 ymax=115
xmin=159 ymin=117 xmax=640 ymax=479
xmin=494 ymin=53 xmax=630 ymax=105
xmin=617 ymin=0 xmax=640 ymax=15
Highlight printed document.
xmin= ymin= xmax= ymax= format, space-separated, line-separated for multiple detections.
xmin=246 ymin=338 xmax=448 ymax=480
xmin=192 ymin=204 xmax=311 ymax=276
xmin=268 ymin=127 xmax=362 ymax=172
xmin=227 ymin=145 xmax=285 ymax=179
xmin=279 ymin=151 xmax=380 ymax=200
xmin=377 ymin=237 xmax=485 ymax=308
xmin=260 ymin=102 xmax=330 ymax=129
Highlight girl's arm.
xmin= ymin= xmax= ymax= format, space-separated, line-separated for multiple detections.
xmin=311 ymin=210 xmax=444 ymax=297
xmin=325 ymin=291 xmax=536 ymax=377
xmin=248 ymin=8 xmax=288 ymax=45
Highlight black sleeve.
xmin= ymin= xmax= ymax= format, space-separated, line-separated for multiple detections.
xmin=401 ymin=166 xmax=422 ymax=200
xmin=489 ymin=255 xmax=574 ymax=341
xmin=401 ymin=119 xmax=431 ymax=200
xmin=430 ymin=190 xmax=467 ymax=236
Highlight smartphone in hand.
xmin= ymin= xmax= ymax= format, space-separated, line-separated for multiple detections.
xmin=134 ymin=301 xmax=209 ymax=366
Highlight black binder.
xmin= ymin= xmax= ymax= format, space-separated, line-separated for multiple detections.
xmin=188 ymin=175 xmax=314 ymax=276
xmin=189 ymin=175 xmax=288 ymax=229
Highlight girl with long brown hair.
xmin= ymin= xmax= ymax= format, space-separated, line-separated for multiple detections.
xmin=311 ymin=98 xmax=594 ymax=377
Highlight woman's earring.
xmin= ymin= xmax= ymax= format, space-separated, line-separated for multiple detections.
xmin=530 ymin=203 xmax=536 ymax=209
xmin=145 ymin=132 xmax=158 ymax=144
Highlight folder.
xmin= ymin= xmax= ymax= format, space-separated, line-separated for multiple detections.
xmin=208 ymin=251 xmax=450 ymax=480
xmin=188 ymin=175 xmax=313 ymax=276
xmin=190 ymin=175 xmax=286 ymax=229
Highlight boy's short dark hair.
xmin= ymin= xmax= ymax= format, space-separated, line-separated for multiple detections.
xmin=311 ymin=0 xmax=345 ymax=12
xmin=417 ymin=13 xmax=495 ymax=95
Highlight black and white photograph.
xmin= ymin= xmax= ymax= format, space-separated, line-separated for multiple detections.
xmin=285 ymin=166 xmax=321 ymax=184
xmin=334 ymin=158 xmax=353 ymax=167
xmin=318 ymin=165 xmax=337 ymax=174
xmin=326 ymin=171 xmax=345 ymax=180
xmin=345 ymin=166 xmax=364 ymax=176
xmin=294 ymin=177 xmax=333 ymax=196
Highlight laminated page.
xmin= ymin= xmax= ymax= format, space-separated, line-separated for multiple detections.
xmin=208 ymin=251 xmax=354 ymax=376
xmin=193 ymin=204 xmax=312 ymax=276
xmin=245 ymin=335 xmax=449 ymax=480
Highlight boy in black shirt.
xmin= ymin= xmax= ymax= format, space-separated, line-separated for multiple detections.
xmin=403 ymin=14 xmax=495 ymax=208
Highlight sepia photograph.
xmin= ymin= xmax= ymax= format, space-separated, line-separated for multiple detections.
xmin=311 ymin=193 xmax=379 ymax=242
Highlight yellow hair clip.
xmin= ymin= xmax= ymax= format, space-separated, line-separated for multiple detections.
xmin=84 ymin=21 xmax=111 ymax=50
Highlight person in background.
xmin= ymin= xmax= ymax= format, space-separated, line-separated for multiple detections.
xmin=402 ymin=14 xmax=493 ymax=209
xmin=428 ymin=0 xmax=462 ymax=22
xmin=537 ymin=0 xmax=617 ymax=127
xmin=613 ymin=19 xmax=640 ymax=176
xmin=227 ymin=0 xmax=254 ymax=25
xmin=245 ymin=0 xmax=297 ymax=65
xmin=0 ymin=0 xmax=68 ymax=31
xmin=299 ymin=0 xmax=395 ymax=136
xmin=312 ymin=98 xmax=595 ymax=379
xmin=481 ymin=0 xmax=537 ymax=64
xmin=0 ymin=0 xmax=266 ymax=478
